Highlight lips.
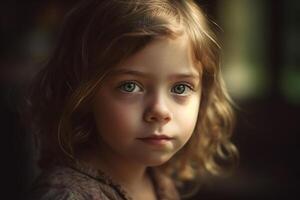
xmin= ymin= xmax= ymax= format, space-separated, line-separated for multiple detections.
xmin=137 ymin=135 xmax=173 ymax=146
xmin=140 ymin=135 xmax=172 ymax=140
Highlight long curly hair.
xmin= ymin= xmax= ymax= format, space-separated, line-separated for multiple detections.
xmin=25 ymin=0 xmax=238 ymax=197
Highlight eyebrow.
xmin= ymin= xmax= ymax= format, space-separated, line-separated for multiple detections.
xmin=110 ymin=69 xmax=200 ymax=80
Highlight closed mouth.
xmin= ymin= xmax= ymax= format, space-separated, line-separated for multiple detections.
xmin=137 ymin=135 xmax=173 ymax=140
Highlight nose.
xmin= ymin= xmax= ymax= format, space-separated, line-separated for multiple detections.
xmin=143 ymin=93 xmax=172 ymax=125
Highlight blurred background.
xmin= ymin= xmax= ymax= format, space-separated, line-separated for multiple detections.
xmin=1 ymin=0 xmax=299 ymax=199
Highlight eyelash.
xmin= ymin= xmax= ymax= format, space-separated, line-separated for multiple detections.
xmin=117 ymin=81 xmax=195 ymax=96
xmin=118 ymin=81 xmax=143 ymax=93
xmin=171 ymin=83 xmax=194 ymax=96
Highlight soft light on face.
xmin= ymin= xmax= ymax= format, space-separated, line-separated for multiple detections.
xmin=92 ymin=34 xmax=202 ymax=167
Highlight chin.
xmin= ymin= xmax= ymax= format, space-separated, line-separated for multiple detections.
xmin=141 ymin=154 xmax=174 ymax=167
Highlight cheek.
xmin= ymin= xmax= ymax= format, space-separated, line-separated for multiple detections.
xmin=174 ymin=97 xmax=200 ymax=140
xmin=92 ymin=95 xmax=141 ymax=138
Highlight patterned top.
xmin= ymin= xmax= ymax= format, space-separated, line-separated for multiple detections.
xmin=28 ymin=161 xmax=180 ymax=200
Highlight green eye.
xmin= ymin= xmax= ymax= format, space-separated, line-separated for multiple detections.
xmin=171 ymin=84 xmax=192 ymax=95
xmin=119 ymin=82 xmax=142 ymax=93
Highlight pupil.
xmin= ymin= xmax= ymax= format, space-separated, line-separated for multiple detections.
xmin=175 ymin=85 xmax=185 ymax=93
xmin=125 ymin=83 xmax=134 ymax=91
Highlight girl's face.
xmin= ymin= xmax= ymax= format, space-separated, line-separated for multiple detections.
xmin=92 ymin=35 xmax=201 ymax=167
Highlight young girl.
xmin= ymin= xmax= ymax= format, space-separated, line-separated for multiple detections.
xmin=26 ymin=0 xmax=238 ymax=199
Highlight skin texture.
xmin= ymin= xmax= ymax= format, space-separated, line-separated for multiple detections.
xmin=87 ymin=34 xmax=202 ymax=199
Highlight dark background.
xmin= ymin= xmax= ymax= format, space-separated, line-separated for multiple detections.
xmin=1 ymin=0 xmax=299 ymax=199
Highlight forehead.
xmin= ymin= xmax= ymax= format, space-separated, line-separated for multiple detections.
xmin=112 ymin=34 xmax=202 ymax=78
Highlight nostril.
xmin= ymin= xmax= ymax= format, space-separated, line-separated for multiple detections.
xmin=151 ymin=115 xmax=169 ymax=122
xmin=144 ymin=109 xmax=172 ymax=124
xmin=143 ymin=96 xmax=172 ymax=123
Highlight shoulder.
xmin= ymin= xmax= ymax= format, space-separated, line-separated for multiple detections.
xmin=28 ymin=165 xmax=107 ymax=200
xmin=29 ymin=187 xmax=88 ymax=200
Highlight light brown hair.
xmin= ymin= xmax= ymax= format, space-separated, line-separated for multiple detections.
xmin=26 ymin=0 xmax=238 ymax=197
